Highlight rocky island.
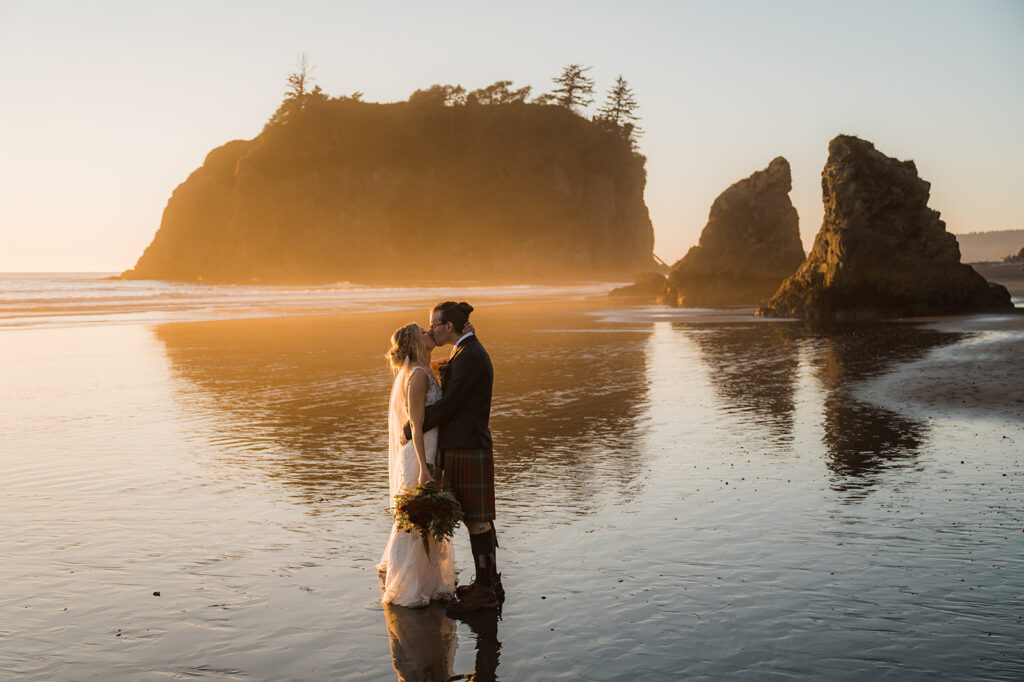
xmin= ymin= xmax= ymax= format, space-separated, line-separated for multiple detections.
xmin=659 ymin=157 xmax=805 ymax=307
xmin=759 ymin=135 xmax=1014 ymax=320
xmin=122 ymin=87 xmax=656 ymax=284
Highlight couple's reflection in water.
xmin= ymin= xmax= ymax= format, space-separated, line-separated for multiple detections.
xmin=383 ymin=602 xmax=500 ymax=682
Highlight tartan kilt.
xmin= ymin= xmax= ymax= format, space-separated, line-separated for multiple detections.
xmin=437 ymin=448 xmax=495 ymax=524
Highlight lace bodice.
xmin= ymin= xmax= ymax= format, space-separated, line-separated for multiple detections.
xmin=412 ymin=366 xmax=442 ymax=408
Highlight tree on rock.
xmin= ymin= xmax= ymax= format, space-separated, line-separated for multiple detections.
xmin=597 ymin=76 xmax=639 ymax=126
xmin=467 ymin=80 xmax=532 ymax=105
xmin=408 ymin=84 xmax=468 ymax=106
xmin=286 ymin=53 xmax=314 ymax=102
xmin=266 ymin=54 xmax=326 ymax=129
xmin=595 ymin=75 xmax=642 ymax=148
xmin=550 ymin=64 xmax=595 ymax=112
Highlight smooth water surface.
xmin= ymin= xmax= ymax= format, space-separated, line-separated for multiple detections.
xmin=2 ymin=288 xmax=1022 ymax=680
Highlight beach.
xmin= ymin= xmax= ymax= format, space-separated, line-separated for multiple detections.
xmin=2 ymin=276 xmax=1022 ymax=680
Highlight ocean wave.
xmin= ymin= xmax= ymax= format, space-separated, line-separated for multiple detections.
xmin=0 ymin=273 xmax=617 ymax=329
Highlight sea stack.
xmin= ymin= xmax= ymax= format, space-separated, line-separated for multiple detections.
xmin=121 ymin=100 xmax=656 ymax=284
xmin=660 ymin=157 xmax=804 ymax=307
xmin=759 ymin=135 xmax=1013 ymax=320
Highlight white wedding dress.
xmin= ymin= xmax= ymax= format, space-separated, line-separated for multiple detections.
xmin=377 ymin=362 xmax=456 ymax=607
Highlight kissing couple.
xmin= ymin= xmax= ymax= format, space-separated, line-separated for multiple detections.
xmin=377 ymin=301 xmax=503 ymax=613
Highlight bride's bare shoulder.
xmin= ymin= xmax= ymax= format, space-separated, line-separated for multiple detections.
xmin=407 ymin=366 xmax=429 ymax=391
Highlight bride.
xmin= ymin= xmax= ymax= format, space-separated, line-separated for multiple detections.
xmin=377 ymin=322 xmax=456 ymax=607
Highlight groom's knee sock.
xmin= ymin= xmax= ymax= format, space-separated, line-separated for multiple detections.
xmin=470 ymin=531 xmax=496 ymax=587
xmin=489 ymin=527 xmax=499 ymax=578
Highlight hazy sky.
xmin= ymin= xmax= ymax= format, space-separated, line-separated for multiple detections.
xmin=1 ymin=0 xmax=1022 ymax=272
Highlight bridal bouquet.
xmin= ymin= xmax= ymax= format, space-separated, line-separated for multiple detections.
xmin=392 ymin=481 xmax=462 ymax=556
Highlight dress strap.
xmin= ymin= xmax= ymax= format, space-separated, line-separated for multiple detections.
xmin=406 ymin=364 xmax=434 ymax=391
xmin=409 ymin=364 xmax=439 ymax=385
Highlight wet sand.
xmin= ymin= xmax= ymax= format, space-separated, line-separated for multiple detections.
xmin=2 ymin=288 xmax=1023 ymax=680
xmin=856 ymin=314 xmax=1024 ymax=424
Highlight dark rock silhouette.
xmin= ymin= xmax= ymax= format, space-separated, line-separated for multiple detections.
xmin=760 ymin=135 xmax=1014 ymax=320
xmin=660 ymin=157 xmax=804 ymax=307
xmin=609 ymin=271 xmax=666 ymax=300
xmin=687 ymin=323 xmax=801 ymax=445
xmin=122 ymin=101 xmax=656 ymax=284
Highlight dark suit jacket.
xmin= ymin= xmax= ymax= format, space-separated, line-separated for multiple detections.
xmin=423 ymin=334 xmax=494 ymax=450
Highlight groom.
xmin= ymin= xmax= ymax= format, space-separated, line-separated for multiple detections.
xmin=406 ymin=300 xmax=501 ymax=612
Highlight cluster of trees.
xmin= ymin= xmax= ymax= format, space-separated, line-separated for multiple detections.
xmin=407 ymin=80 xmax=533 ymax=106
xmin=411 ymin=64 xmax=642 ymax=148
xmin=266 ymin=57 xmax=642 ymax=150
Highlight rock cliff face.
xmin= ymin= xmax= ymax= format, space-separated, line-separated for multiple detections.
xmin=660 ymin=157 xmax=804 ymax=307
xmin=760 ymin=135 xmax=1013 ymax=320
xmin=122 ymin=102 xmax=656 ymax=283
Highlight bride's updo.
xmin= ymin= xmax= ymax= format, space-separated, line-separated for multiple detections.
xmin=386 ymin=323 xmax=427 ymax=374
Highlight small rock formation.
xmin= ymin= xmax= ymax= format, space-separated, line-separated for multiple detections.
xmin=659 ymin=157 xmax=804 ymax=307
xmin=609 ymin=272 xmax=666 ymax=300
xmin=1006 ymin=246 xmax=1024 ymax=263
xmin=760 ymin=135 xmax=1014 ymax=320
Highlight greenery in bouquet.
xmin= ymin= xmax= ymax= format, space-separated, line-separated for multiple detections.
xmin=392 ymin=481 xmax=462 ymax=556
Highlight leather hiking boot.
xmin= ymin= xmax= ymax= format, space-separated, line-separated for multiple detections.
xmin=456 ymin=574 xmax=504 ymax=603
xmin=447 ymin=583 xmax=499 ymax=613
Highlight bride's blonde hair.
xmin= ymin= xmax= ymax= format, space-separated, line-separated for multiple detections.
xmin=386 ymin=323 xmax=427 ymax=374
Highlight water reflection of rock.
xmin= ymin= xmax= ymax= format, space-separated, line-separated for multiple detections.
xmin=684 ymin=323 xmax=801 ymax=445
xmin=680 ymin=320 xmax=965 ymax=497
xmin=484 ymin=321 xmax=652 ymax=519
xmin=809 ymin=325 xmax=965 ymax=496
xmin=153 ymin=311 xmax=651 ymax=520
xmin=154 ymin=315 xmax=397 ymax=509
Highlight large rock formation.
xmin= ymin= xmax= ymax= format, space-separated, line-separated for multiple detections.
xmin=121 ymin=100 xmax=656 ymax=284
xmin=660 ymin=157 xmax=804 ymax=307
xmin=760 ymin=135 xmax=1014 ymax=320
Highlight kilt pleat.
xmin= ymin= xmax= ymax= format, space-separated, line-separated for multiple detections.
xmin=441 ymin=448 xmax=495 ymax=523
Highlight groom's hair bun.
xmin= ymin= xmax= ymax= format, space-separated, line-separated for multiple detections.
xmin=433 ymin=300 xmax=473 ymax=333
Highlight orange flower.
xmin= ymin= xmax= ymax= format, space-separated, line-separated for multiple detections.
xmin=430 ymin=358 xmax=449 ymax=381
